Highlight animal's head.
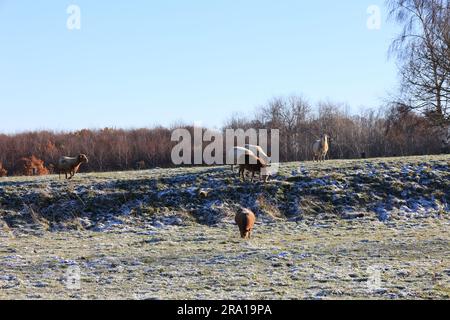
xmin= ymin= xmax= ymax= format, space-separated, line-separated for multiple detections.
xmin=321 ymin=134 xmax=332 ymax=145
xmin=78 ymin=154 xmax=89 ymax=164
xmin=257 ymin=158 xmax=268 ymax=168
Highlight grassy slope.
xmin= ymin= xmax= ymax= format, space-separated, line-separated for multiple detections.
xmin=0 ymin=155 xmax=449 ymax=299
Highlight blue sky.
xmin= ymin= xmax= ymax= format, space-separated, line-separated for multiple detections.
xmin=0 ymin=1 xmax=400 ymax=133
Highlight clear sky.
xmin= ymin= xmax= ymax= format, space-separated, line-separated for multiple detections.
xmin=0 ymin=0 xmax=400 ymax=133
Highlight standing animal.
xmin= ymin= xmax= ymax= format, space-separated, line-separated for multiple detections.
xmin=56 ymin=154 xmax=89 ymax=180
xmin=312 ymin=134 xmax=329 ymax=162
xmin=235 ymin=208 xmax=256 ymax=239
xmin=244 ymin=144 xmax=271 ymax=164
xmin=238 ymin=154 xmax=268 ymax=182
xmin=227 ymin=146 xmax=258 ymax=172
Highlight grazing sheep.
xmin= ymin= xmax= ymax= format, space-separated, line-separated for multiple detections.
xmin=244 ymin=144 xmax=271 ymax=164
xmin=235 ymin=208 xmax=256 ymax=239
xmin=238 ymin=154 xmax=268 ymax=183
xmin=227 ymin=146 xmax=257 ymax=172
xmin=57 ymin=154 xmax=88 ymax=180
xmin=312 ymin=134 xmax=329 ymax=162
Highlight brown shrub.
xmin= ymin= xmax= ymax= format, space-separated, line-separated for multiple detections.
xmin=15 ymin=156 xmax=49 ymax=176
xmin=135 ymin=160 xmax=146 ymax=170
xmin=0 ymin=162 xmax=7 ymax=177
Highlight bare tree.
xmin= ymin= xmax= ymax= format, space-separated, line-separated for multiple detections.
xmin=388 ymin=0 xmax=450 ymax=126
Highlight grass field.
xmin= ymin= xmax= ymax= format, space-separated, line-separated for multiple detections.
xmin=1 ymin=155 xmax=449 ymax=299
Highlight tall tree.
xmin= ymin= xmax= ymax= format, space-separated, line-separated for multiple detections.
xmin=388 ymin=0 xmax=450 ymax=125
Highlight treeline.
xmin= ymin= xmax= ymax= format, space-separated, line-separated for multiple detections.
xmin=0 ymin=96 xmax=447 ymax=177
xmin=0 ymin=127 xmax=175 ymax=176
xmin=225 ymin=96 xmax=447 ymax=162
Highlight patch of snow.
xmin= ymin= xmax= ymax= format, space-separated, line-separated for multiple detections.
xmin=374 ymin=206 xmax=390 ymax=222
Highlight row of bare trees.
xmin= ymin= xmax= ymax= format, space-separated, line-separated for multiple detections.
xmin=0 ymin=0 xmax=447 ymax=177
xmin=225 ymin=96 xmax=447 ymax=162
xmin=0 ymin=97 xmax=447 ymax=176
xmin=0 ymin=127 xmax=175 ymax=176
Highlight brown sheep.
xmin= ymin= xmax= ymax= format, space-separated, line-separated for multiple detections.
xmin=57 ymin=154 xmax=88 ymax=180
xmin=235 ymin=208 xmax=256 ymax=239
xmin=238 ymin=154 xmax=268 ymax=182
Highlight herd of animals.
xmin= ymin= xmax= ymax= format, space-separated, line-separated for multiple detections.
xmin=228 ymin=135 xmax=329 ymax=182
xmin=55 ymin=134 xmax=330 ymax=181
xmin=14 ymin=128 xmax=450 ymax=238
xmin=53 ymin=135 xmax=330 ymax=239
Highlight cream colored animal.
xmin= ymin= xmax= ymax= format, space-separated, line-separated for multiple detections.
xmin=227 ymin=147 xmax=257 ymax=171
xmin=57 ymin=154 xmax=89 ymax=180
xmin=312 ymin=134 xmax=329 ymax=162
xmin=244 ymin=144 xmax=271 ymax=164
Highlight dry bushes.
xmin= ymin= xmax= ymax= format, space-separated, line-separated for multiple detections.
xmin=14 ymin=156 xmax=49 ymax=176
xmin=0 ymin=162 xmax=7 ymax=177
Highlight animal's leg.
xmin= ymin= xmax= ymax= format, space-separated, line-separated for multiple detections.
xmin=251 ymin=172 xmax=255 ymax=182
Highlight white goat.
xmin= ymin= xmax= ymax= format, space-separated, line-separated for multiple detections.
xmin=312 ymin=134 xmax=329 ymax=162
xmin=57 ymin=154 xmax=89 ymax=180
